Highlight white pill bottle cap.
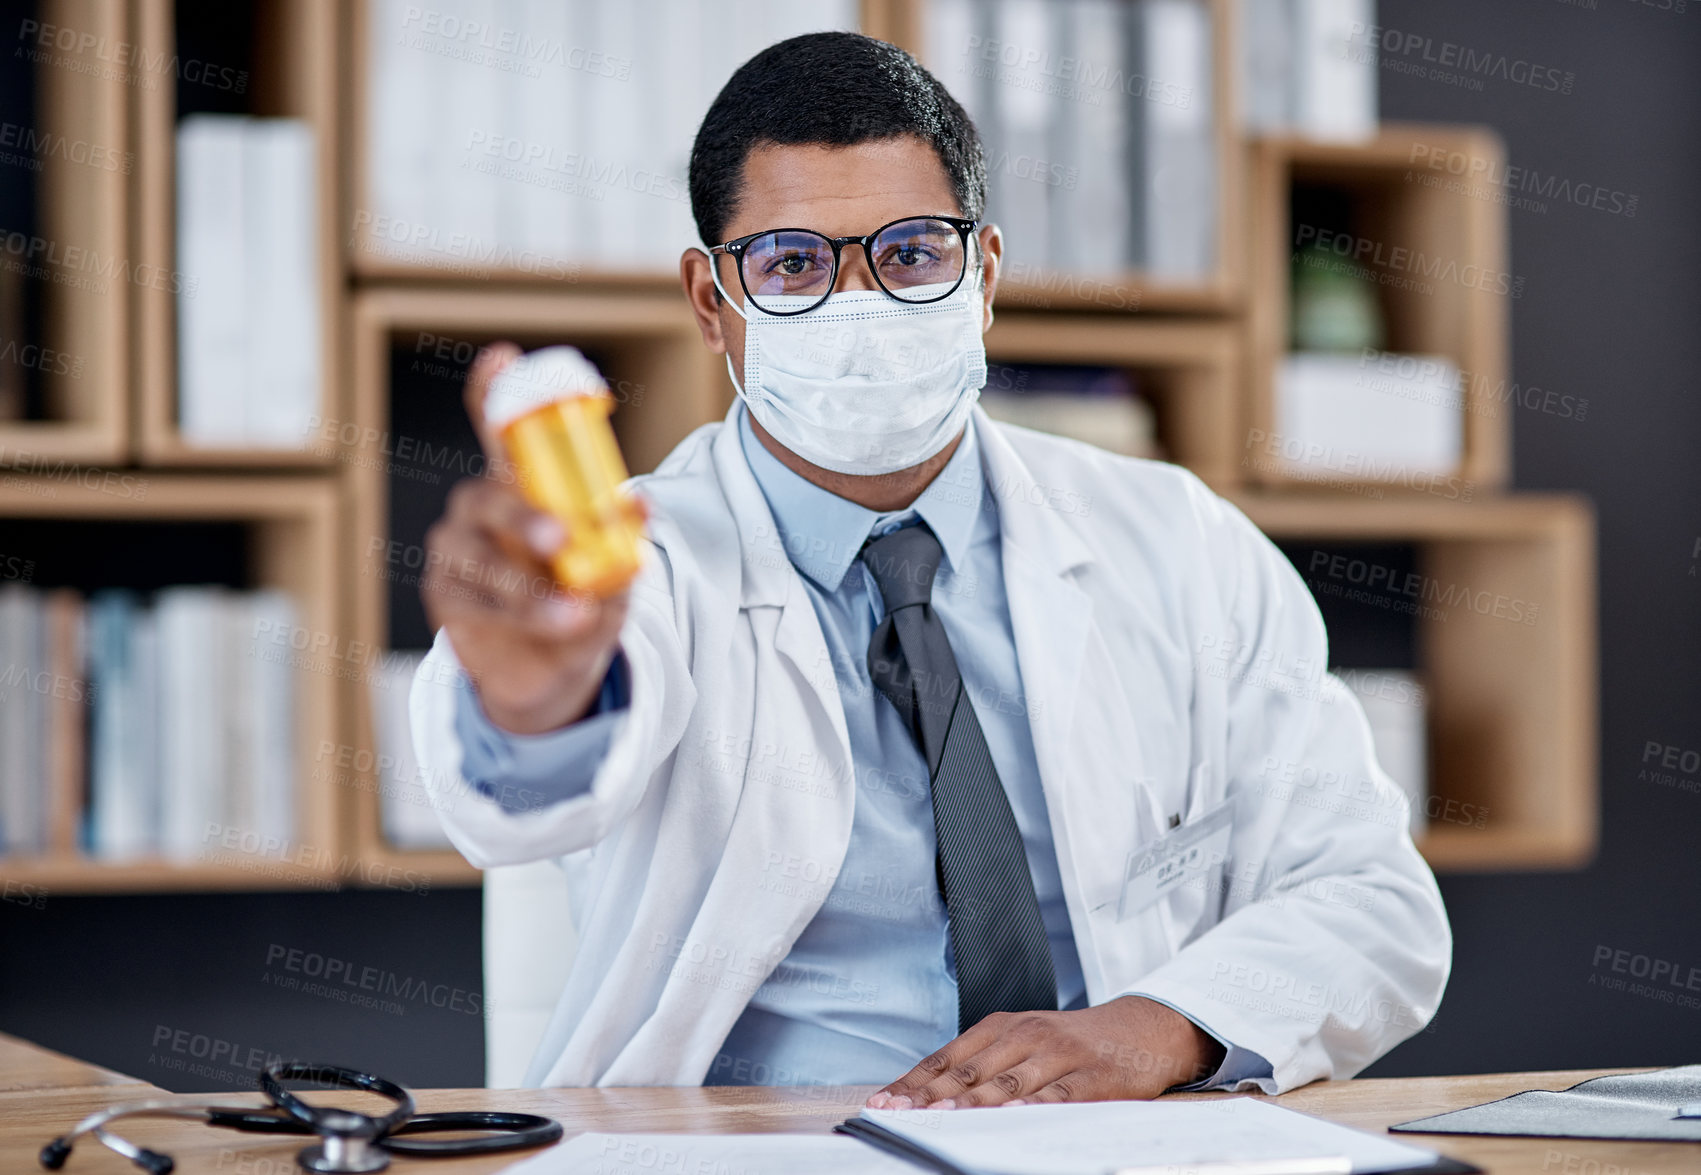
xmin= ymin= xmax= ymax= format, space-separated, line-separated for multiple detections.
xmin=483 ymin=346 xmax=608 ymax=430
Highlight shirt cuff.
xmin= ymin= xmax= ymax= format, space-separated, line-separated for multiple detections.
xmin=1125 ymin=992 xmax=1277 ymax=1094
xmin=454 ymin=651 xmax=630 ymax=815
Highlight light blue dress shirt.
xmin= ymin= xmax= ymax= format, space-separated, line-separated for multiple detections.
xmin=455 ymin=405 xmax=1272 ymax=1091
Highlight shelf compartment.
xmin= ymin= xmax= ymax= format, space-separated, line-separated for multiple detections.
xmin=130 ymin=0 xmax=343 ymax=466
xmin=0 ymin=474 xmax=343 ymax=891
xmin=345 ymin=286 xmax=722 ymax=882
xmin=0 ymin=0 xmax=131 ymax=463
xmin=984 ymin=314 xmax=1241 ymax=491
xmin=1246 ymin=124 xmax=1512 ymax=493
xmin=1232 ymin=492 xmax=1598 ymax=871
xmin=346 ymin=0 xmax=1241 ymax=312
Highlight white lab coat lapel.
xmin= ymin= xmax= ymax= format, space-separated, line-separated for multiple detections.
xmin=976 ymin=413 xmax=1166 ymax=1002
xmin=602 ymin=410 xmax=857 ymax=1083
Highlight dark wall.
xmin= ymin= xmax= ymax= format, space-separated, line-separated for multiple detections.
xmin=3 ymin=0 xmax=1698 ymax=1090
xmin=1363 ymin=0 xmax=1701 ymax=1074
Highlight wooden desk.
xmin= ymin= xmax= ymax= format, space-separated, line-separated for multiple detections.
xmin=0 ymin=1031 xmax=157 ymax=1094
xmin=0 ymin=1033 xmax=1690 ymax=1175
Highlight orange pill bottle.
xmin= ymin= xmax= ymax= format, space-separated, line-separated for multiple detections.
xmin=484 ymin=347 xmax=644 ymax=597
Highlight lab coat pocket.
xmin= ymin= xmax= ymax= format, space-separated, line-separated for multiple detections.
xmin=1117 ymin=770 xmax=1233 ymax=952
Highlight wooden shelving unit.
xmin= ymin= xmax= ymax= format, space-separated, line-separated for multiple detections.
xmin=0 ymin=0 xmax=1598 ymax=890
xmin=0 ymin=475 xmax=343 ymax=889
xmin=130 ymin=0 xmax=343 ymax=465
xmin=1231 ymin=493 xmax=1597 ymax=870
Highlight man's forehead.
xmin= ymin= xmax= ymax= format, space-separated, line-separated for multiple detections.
xmin=728 ymin=138 xmax=961 ymax=236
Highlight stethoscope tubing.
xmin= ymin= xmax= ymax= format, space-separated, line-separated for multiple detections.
xmin=43 ymin=1077 xmax=563 ymax=1170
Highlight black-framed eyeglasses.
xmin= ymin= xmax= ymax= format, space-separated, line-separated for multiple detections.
xmin=709 ymin=215 xmax=979 ymax=317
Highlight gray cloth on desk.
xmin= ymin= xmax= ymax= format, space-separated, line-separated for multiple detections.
xmin=1392 ymin=1066 xmax=1701 ymax=1142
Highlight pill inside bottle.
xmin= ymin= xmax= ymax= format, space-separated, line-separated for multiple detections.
xmin=483 ymin=346 xmax=644 ymax=597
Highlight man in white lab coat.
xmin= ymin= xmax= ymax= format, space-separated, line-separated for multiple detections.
xmin=411 ymin=31 xmax=1450 ymax=1103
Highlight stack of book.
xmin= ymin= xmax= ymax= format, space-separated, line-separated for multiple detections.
xmin=0 ymin=584 xmax=298 ymax=861
xmin=1240 ymin=0 xmax=1378 ymax=140
xmin=1337 ymin=666 xmax=1428 ymax=836
xmin=362 ymin=0 xmax=858 ymax=272
xmin=0 ymin=586 xmax=84 ymax=855
xmin=979 ymin=364 xmax=1160 ymax=458
xmin=370 ymin=651 xmax=453 ymax=851
xmin=175 ymin=116 xmax=321 ymax=448
xmin=925 ymin=0 xmax=1217 ymax=282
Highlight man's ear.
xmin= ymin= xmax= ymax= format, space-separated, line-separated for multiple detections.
xmin=680 ymin=247 xmax=729 ymax=354
xmin=976 ymin=223 xmax=1003 ymax=334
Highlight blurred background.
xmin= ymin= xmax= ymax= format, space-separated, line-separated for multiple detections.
xmin=0 ymin=0 xmax=1697 ymax=1090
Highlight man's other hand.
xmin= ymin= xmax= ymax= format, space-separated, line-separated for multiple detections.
xmin=864 ymin=995 xmax=1226 ymax=1109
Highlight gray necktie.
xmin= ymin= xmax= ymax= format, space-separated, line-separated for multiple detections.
xmin=861 ymin=522 xmax=1057 ymax=1031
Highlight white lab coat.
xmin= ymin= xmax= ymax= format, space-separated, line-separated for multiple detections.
xmin=411 ymin=404 xmax=1451 ymax=1092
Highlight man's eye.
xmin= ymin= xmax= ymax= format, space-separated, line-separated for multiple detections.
xmin=765 ymin=253 xmax=820 ymax=276
xmin=885 ymin=245 xmax=938 ymax=267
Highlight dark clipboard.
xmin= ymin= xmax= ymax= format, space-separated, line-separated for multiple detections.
xmin=834 ymin=1117 xmax=1483 ymax=1175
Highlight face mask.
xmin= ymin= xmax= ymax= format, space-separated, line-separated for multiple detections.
xmin=698 ymin=249 xmax=988 ymax=476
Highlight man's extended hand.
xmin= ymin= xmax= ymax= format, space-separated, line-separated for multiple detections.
xmin=864 ymin=996 xmax=1226 ymax=1109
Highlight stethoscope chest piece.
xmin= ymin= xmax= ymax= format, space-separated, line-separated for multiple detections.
xmin=297 ymin=1109 xmax=391 ymax=1174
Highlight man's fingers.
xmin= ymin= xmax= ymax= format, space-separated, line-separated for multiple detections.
xmin=940 ymin=1056 xmax=1069 ymax=1109
xmin=867 ymin=1014 xmax=1019 ymax=1109
xmin=446 ymin=477 xmax=564 ymax=561
xmin=903 ymin=1034 xmax=1035 ymax=1108
xmin=1024 ymin=1073 xmax=1092 ymax=1104
xmin=464 ymin=342 xmax=523 ymax=466
xmin=426 ymin=537 xmax=618 ymax=640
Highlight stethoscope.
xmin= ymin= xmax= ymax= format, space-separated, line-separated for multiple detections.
xmin=41 ymin=1061 xmax=563 ymax=1174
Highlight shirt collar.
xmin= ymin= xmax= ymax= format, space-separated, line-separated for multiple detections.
xmin=735 ymin=404 xmax=986 ymax=593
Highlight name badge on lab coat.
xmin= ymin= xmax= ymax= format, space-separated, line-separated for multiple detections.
xmin=1117 ymin=799 xmax=1234 ymax=922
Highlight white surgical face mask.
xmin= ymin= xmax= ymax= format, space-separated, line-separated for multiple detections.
xmin=698 ymin=248 xmax=988 ymax=476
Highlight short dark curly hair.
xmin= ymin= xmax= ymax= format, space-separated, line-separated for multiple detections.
xmin=688 ymin=31 xmax=986 ymax=247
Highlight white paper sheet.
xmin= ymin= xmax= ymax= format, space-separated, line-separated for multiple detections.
xmin=859 ymin=1096 xmax=1441 ymax=1175
xmin=498 ymin=1130 xmax=918 ymax=1175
